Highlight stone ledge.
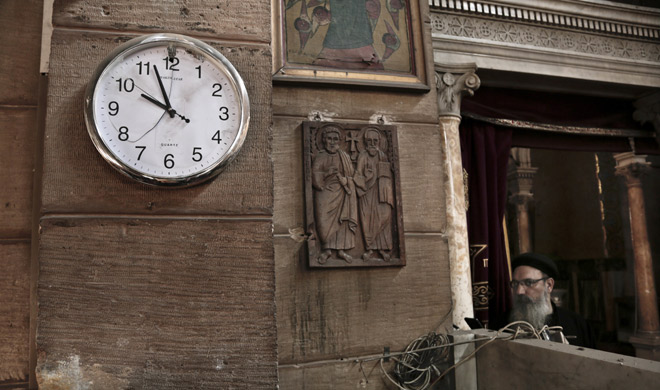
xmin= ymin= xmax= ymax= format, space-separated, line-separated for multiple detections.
xmin=430 ymin=0 xmax=660 ymax=40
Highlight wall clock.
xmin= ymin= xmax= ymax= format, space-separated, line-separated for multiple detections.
xmin=84 ymin=33 xmax=250 ymax=187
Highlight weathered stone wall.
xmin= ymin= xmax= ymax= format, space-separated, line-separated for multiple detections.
xmin=0 ymin=0 xmax=43 ymax=387
xmin=272 ymin=1 xmax=455 ymax=386
xmin=35 ymin=1 xmax=276 ymax=389
xmin=2 ymin=1 xmax=455 ymax=388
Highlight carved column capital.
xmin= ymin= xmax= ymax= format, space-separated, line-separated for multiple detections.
xmin=614 ymin=152 xmax=651 ymax=187
xmin=508 ymin=148 xmax=538 ymax=201
xmin=507 ymin=167 xmax=538 ymax=196
xmin=434 ymin=64 xmax=481 ymax=118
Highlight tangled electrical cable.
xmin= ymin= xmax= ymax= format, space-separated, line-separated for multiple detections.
xmin=371 ymin=321 xmax=565 ymax=390
xmin=389 ymin=332 xmax=450 ymax=390
xmin=498 ymin=321 xmax=568 ymax=344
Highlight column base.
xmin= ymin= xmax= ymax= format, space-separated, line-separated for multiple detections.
xmin=629 ymin=332 xmax=660 ymax=361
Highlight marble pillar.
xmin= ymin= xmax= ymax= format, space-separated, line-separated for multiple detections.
xmin=435 ymin=64 xmax=480 ymax=329
xmin=507 ymin=148 xmax=538 ymax=255
xmin=614 ymin=152 xmax=660 ymax=361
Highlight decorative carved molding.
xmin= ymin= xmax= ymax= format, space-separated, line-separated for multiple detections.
xmin=508 ymin=148 xmax=538 ymax=199
xmin=430 ymin=0 xmax=660 ymax=41
xmin=430 ymin=13 xmax=660 ymax=62
xmin=472 ymin=281 xmax=494 ymax=310
xmin=464 ymin=112 xmax=656 ymax=138
xmin=463 ymin=168 xmax=469 ymax=210
xmin=614 ymin=152 xmax=651 ymax=186
xmin=434 ymin=65 xmax=481 ymax=117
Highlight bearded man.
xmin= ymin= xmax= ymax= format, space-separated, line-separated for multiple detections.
xmin=491 ymin=253 xmax=595 ymax=348
xmin=312 ymin=126 xmax=358 ymax=264
xmin=354 ymin=128 xmax=394 ymax=262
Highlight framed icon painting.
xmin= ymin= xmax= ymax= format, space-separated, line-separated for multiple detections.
xmin=273 ymin=0 xmax=430 ymax=90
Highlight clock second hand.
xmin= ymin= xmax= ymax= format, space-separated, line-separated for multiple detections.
xmin=121 ymin=111 xmax=167 ymax=143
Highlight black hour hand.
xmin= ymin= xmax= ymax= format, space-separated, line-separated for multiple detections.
xmin=140 ymin=93 xmax=190 ymax=123
xmin=141 ymin=93 xmax=168 ymax=111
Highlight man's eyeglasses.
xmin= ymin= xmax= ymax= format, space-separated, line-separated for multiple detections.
xmin=509 ymin=277 xmax=549 ymax=289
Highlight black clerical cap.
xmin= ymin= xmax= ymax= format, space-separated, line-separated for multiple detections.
xmin=511 ymin=253 xmax=559 ymax=279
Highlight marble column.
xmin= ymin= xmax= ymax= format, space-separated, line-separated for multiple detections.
xmin=435 ymin=64 xmax=480 ymax=329
xmin=614 ymin=152 xmax=660 ymax=361
xmin=507 ymin=148 xmax=538 ymax=255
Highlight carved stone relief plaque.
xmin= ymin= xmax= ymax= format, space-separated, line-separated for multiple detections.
xmin=303 ymin=121 xmax=405 ymax=268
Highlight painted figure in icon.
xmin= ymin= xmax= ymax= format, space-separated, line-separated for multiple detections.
xmin=312 ymin=0 xmax=384 ymax=70
xmin=354 ymin=127 xmax=394 ymax=261
xmin=312 ymin=125 xmax=358 ymax=264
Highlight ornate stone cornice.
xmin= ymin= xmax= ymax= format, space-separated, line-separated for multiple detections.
xmin=430 ymin=12 xmax=660 ymax=63
xmin=429 ymin=0 xmax=660 ymax=89
xmin=435 ymin=64 xmax=481 ymax=117
xmin=464 ymin=112 xmax=655 ymax=138
xmin=430 ymin=0 xmax=660 ymax=42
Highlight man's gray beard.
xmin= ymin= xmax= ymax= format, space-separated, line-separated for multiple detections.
xmin=509 ymin=289 xmax=553 ymax=329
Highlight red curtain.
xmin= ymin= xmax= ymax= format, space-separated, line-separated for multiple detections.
xmin=459 ymin=117 xmax=512 ymax=326
xmin=463 ymin=87 xmax=659 ymax=154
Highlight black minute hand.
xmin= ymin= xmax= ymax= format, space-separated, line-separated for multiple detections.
xmin=153 ymin=64 xmax=174 ymax=118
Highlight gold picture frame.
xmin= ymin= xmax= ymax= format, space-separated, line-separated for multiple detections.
xmin=272 ymin=0 xmax=430 ymax=90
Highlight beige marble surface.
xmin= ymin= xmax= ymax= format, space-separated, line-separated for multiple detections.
xmin=439 ymin=116 xmax=474 ymax=329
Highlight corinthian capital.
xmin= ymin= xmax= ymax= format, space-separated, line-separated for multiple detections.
xmin=614 ymin=152 xmax=651 ymax=187
xmin=434 ymin=64 xmax=481 ymax=117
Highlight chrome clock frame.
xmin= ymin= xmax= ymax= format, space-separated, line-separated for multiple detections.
xmin=84 ymin=33 xmax=250 ymax=187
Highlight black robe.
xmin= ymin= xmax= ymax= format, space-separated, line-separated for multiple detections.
xmin=490 ymin=302 xmax=595 ymax=349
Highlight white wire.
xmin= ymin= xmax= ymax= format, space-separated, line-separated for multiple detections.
xmin=377 ymin=321 xmax=567 ymax=390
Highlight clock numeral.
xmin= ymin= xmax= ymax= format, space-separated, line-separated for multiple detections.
xmin=118 ymin=126 xmax=129 ymax=141
xmin=212 ymin=130 xmax=222 ymax=144
xmin=195 ymin=65 xmax=202 ymax=79
xmin=164 ymin=153 xmax=175 ymax=169
xmin=218 ymin=106 xmax=229 ymax=121
xmin=108 ymin=101 xmax=119 ymax=116
xmin=116 ymin=78 xmax=135 ymax=92
xmin=192 ymin=147 xmax=203 ymax=162
xmin=135 ymin=146 xmax=146 ymax=160
xmin=136 ymin=61 xmax=150 ymax=75
xmin=212 ymin=83 xmax=223 ymax=97
xmin=163 ymin=56 xmax=180 ymax=71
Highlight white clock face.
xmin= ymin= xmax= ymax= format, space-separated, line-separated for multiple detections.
xmin=85 ymin=34 xmax=249 ymax=187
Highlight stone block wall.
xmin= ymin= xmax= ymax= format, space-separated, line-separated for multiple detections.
xmin=1 ymin=1 xmax=456 ymax=388
xmin=35 ymin=1 xmax=276 ymax=388
xmin=271 ymin=1 xmax=455 ymax=386
xmin=0 ymin=0 xmax=43 ymax=387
